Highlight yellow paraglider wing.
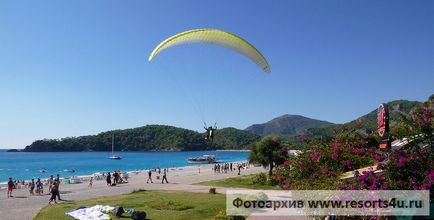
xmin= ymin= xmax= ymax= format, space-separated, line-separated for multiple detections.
xmin=148 ymin=29 xmax=271 ymax=73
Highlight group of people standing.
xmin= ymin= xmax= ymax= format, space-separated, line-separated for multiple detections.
xmin=213 ymin=162 xmax=249 ymax=175
xmin=146 ymin=168 xmax=169 ymax=184
xmin=48 ymin=175 xmax=61 ymax=204
xmin=6 ymin=175 xmax=62 ymax=204
xmin=28 ymin=178 xmax=44 ymax=195
xmin=105 ymin=170 xmax=128 ymax=186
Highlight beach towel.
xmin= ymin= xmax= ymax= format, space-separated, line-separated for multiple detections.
xmin=66 ymin=205 xmax=115 ymax=220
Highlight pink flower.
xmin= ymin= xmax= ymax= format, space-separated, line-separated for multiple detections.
xmin=342 ymin=160 xmax=353 ymax=170
xmin=321 ymin=166 xmax=330 ymax=174
xmin=353 ymin=148 xmax=365 ymax=154
xmin=283 ymin=160 xmax=289 ymax=167
xmin=374 ymin=154 xmax=384 ymax=162
xmin=275 ymin=175 xmax=283 ymax=181
xmin=376 ymin=163 xmax=385 ymax=170
xmin=397 ymin=156 xmax=406 ymax=167
xmin=329 ymin=152 xmax=338 ymax=160
xmin=331 ymin=144 xmax=341 ymax=151
xmin=368 ymin=184 xmax=378 ymax=190
xmin=281 ymin=146 xmax=289 ymax=153
xmin=381 ymin=182 xmax=389 ymax=190
xmin=284 ymin=181 xmax=289 ymax=190
xmin=427 ymin=170 xmax=434 ymax=181
xmin=310 ymin=152 xmax=322 ymax=162
xmin=420 ymin=182 xmax=432 ymax=190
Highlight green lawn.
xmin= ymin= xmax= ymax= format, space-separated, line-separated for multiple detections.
xmin=34 ymin=190 xmax=227 ymax=220
xmin=195 ymin=173 xmax=280 ymax=190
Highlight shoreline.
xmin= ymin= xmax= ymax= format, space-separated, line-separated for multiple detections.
xmin=0 ymin=160 xmax=248 ymax=188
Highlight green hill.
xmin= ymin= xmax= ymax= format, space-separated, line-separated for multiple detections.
xmin=212 ymin=127 xmax=260 ymax=149
xmin=23 ymin=125 xmax=259 ymax=152
xmin=245 ymin=114 xmax=334 ymax=136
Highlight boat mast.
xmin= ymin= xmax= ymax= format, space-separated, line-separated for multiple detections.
xmin=112 ymin=134 xmax=114 ymax=155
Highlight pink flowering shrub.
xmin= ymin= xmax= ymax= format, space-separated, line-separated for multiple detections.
xmin=339 ymin=147 xmax=433 ymax=202
xmin=273 ymin=127 xmax=378 ymax=189
xmin=338 ymin=170 xmax=389 ymax=190
xmin=384 ymin=147 xmax=433 ymax=191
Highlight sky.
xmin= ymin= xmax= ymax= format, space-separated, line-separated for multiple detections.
xmin=0 ymin=0 xmax=433 ymax=148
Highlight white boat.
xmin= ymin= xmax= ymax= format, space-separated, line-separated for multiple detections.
xmin=108 ymin=134 xmax=122 ymax=160
xmin=187 ymin=155 xmax=216 ymax=164
xmin=63 ymin=169 xmax=75 ymax=173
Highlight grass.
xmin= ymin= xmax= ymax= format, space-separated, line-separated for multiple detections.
xmin=195 ymin=173 xmax=280 ymax=190
xmin=34 ymin=190 xmax=226 ymax=220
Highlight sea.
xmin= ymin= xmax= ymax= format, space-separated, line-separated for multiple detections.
xmin=0 ymin=150 xmax=249 ymax=183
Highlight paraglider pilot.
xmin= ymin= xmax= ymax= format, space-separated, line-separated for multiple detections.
xmin=204 ymin=124 xmax=217 ymax=141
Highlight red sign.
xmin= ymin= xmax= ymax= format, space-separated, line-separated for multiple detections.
xmin=379 ymin=140 xmax=391 ymax=150
xmin=377 ymin=103 xmax=389 ymax=137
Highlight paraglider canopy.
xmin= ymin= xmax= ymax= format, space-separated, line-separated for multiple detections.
xmin=148 ymin=28 xmax=271 ymax=73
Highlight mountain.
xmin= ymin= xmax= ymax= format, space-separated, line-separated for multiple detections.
xmin=23 ymin=125 xmax=259 ymax=152
xmin=305 ymin=99 xmax=423 ymax=138
xmin=245 ymin=114 xmax=334 ymax=136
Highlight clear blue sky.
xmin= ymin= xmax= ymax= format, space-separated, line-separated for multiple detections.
xmin=0 ymin=0 xmax=433 ymax=148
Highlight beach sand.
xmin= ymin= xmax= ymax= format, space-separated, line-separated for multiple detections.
xmin=0 ymin=163 xmax=266 ymax=220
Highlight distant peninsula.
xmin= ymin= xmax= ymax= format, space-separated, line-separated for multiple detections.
xmin=23 ymin=125 xmax=260 ymax=152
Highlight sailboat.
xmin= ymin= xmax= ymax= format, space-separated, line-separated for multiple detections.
xmin=108 ymin=134 xmax=122 ymax=160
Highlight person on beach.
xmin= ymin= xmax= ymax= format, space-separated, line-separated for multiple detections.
xmin=146 ymin=170 xmax=153 ymax=183
xmin=36 ymin=178 xmax=43 ymax=195
xmin=7 ymin=177 xmax=14 ymax=198
xmin=49 ymin=179 xmax=59 ymax=204
xmin=106 ymin=172 xmax=112 ymax=186
xmin=238 ymin=164 xmax=241 ymax=175
xmin=48 ymin=175 xmax=54 ymax=192
xmin=113 ymin=171 xmax=118 ymax=184
xmin=161 ymin=168 xmax=168 ymax=184
xmin=29 ymin=179 xmax=35 ymax=195
xmin=55 ymin=174 xmax=61 ymax=200
xmin=88 ymin=177 xmax=93 ymax=188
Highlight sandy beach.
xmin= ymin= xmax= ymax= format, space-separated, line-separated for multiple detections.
xmin=0 ymin=162 xmax=266 ymax=220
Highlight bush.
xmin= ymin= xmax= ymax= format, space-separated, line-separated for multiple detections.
xmin=273 ymin=125 xmax=380 ymax=190
xmin=209 ymin=188 xmax=217 ymax=194
xmin=252 ymin=173 xmax=267 ymax=185
xmin=267 ymin=174 xmax=279 ymax=186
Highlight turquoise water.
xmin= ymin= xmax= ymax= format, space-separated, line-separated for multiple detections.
xmin=0 ymin=151 xmax=248 ymax=182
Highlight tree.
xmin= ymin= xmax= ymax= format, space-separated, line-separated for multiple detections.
xmin=249 ymin=136 xmax=287 ymax=177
